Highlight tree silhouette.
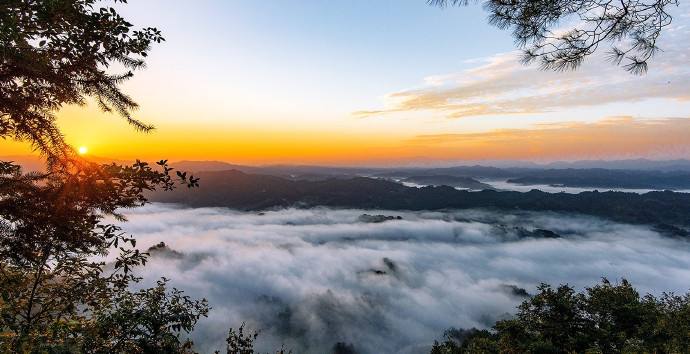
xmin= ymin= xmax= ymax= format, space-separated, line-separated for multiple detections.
xmin=1 ymin=0 xmax=164 ymax=164
xmin=429 ymin=0 xmax=679 ymax=74
xmin=432 ymin=278 xmax=690 ymax=353
xmin=1 ymin=1 xmax=202 ymax=351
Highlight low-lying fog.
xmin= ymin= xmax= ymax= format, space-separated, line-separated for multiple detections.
xmin=397 ymin=178 xmax=690 ymax=194
xmin=482 ymin=179 xmax=690 ymax=194
xmin=119 ymin=203 xmax=690 ymax=354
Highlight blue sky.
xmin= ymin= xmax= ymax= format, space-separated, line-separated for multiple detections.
xmin=115 ymin=0 xmax=516 ymax=117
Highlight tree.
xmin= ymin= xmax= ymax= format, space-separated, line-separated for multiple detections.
xmin=0 ymin=159 xmax=202 ymax=351
xmin=1 ymin=0 xmax=163 ymax=163
xmin=439 ymin=278 xmax=690 ymax=353
xmin=223 ymin=324 xmax=259 ymax=354
xmin=430 ymin=328 xmax=497 ymax=354
xmin=0 ymin=0 xmax=202 ymax=351
xmin=220 ymin=323 xmax=292 ymax=354
xmin=81 ymin=278 xmax=209 ymax=353
xmin=428 ymin=0 xmax=679 ymax=74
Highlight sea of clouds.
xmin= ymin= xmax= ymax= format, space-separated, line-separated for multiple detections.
xmin=117 ymin=203 xmax=690 ymax=354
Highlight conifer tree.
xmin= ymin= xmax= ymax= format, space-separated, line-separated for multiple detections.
xmin=429 ymin=0 xmax=679 ymax=74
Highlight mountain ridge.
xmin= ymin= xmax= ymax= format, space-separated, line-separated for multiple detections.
xmin=149 ymin=170 xmax=690 ymax=229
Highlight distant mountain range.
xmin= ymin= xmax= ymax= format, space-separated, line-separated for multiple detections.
xmin=507 ymin=169 xmax=690 ymax=190
xmin=170 ymin=160 xmax=373 ymax=178
xmin=170 ymin=158 xmax=690 ymax=172
xmin=4 ymin=154 xmax=688 ymax=228
xmin=542 ymin=159 xmax=690 ymax=171
xmin=4 ymin=156 xmax=690 ymax=190
xmin=400 ymin=175 xmax=495 ymax=190
xmin=149 ymin=170 xmax=690 ymax=230
xmin=168 ymin=160 xmax=690 ymax=190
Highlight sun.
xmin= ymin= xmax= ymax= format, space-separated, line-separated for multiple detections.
xmin=78 ymin=146 xmax=88 ymax=155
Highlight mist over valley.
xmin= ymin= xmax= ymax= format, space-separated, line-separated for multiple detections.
xmin=122 ymin=204 xmax=690 ymax=353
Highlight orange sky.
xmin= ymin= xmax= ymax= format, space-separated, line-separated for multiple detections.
xmin=3 ymin=108 xmax=689 ymax=166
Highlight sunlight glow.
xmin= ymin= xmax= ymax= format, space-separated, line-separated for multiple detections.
xmin=78 ymin=146 xmax=88 ymax=155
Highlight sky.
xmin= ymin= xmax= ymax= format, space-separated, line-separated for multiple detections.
xmin=2 ymin=0 xmax=690 ymax=165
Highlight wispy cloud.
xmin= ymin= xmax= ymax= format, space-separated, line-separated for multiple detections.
xmin=407 ymin=117 xmax=690 ymax=160
xmin=355 ymin=29 xmax=690 ymax=119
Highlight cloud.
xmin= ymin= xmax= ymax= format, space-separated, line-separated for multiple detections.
xmin=354 ymin=26 xmax=690 ymax=119
xmin=406 ymin=116 xmax=690 ymax=160
xmin=116 ymin=204 xmax=690 ymax=354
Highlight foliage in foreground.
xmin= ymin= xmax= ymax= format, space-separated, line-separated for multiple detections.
xmin=1 ymin=0 xmax=164 ymax=162
xmin=0 ymin=160 xmax=202 ymax=352
xmin=431 ymin=278 xmax=690 ymax=353
xmin=429 ymin=0 xmax=679 ymax=74
xmin=1 ymin=0 xmax=205 ymax=352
